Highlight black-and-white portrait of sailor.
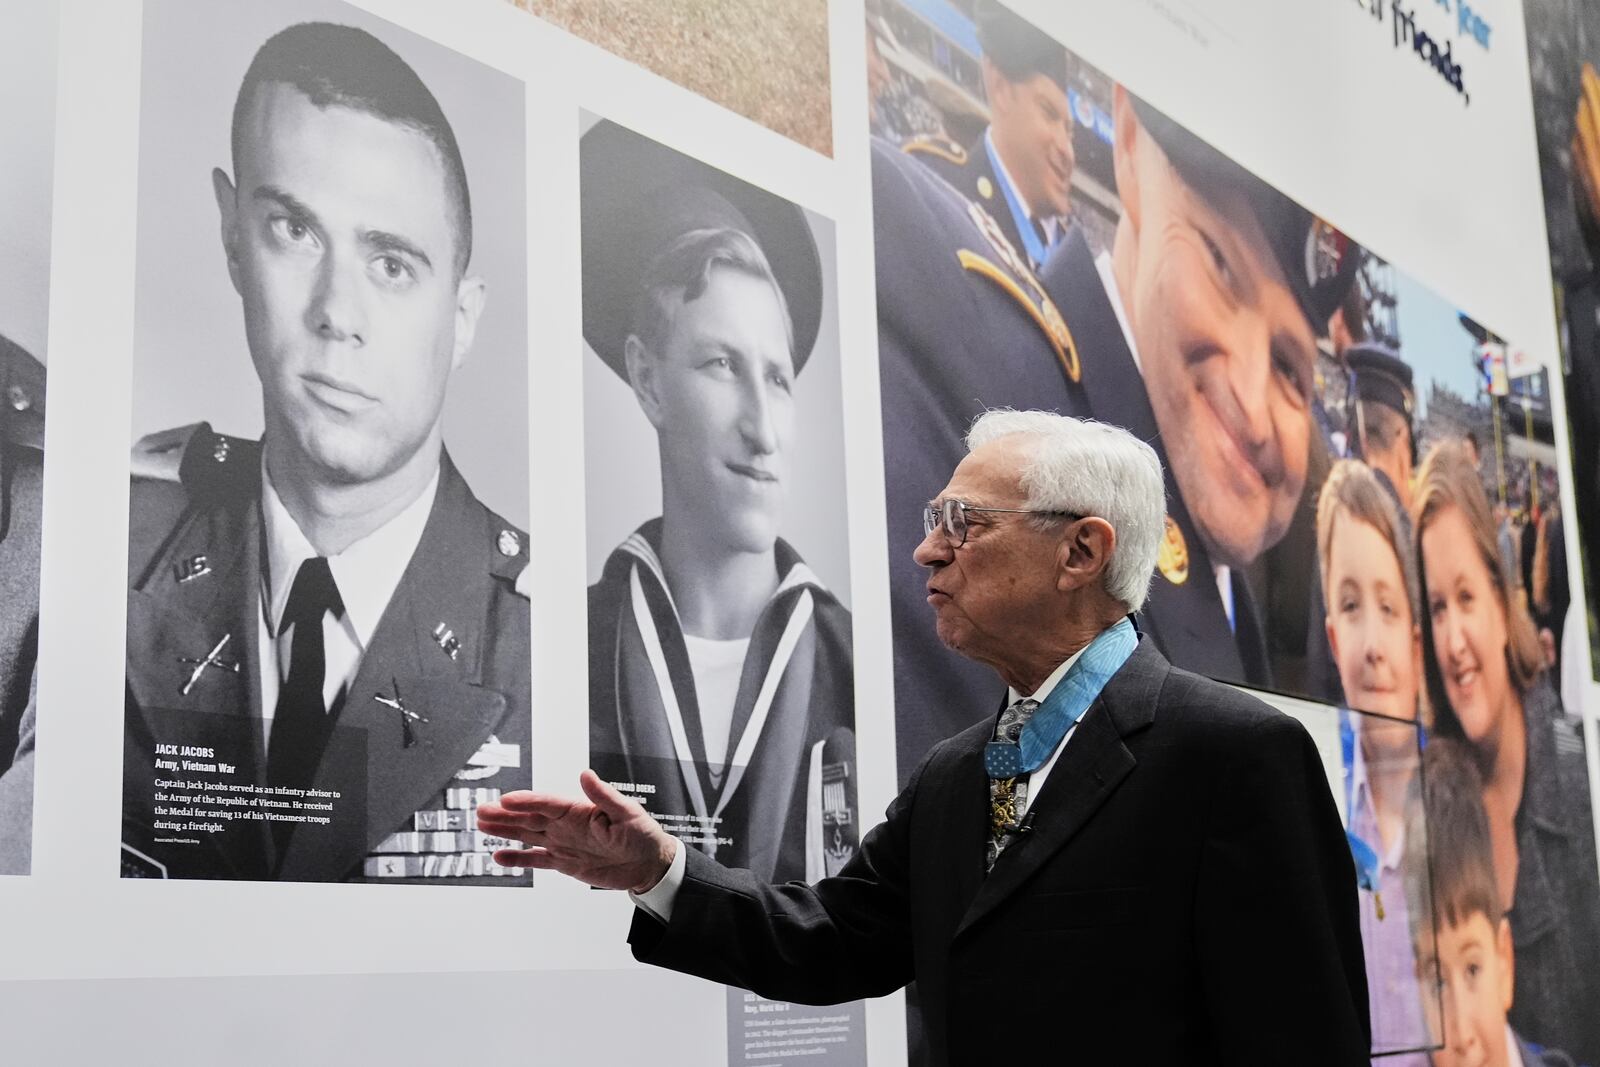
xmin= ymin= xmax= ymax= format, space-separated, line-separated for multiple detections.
xmin=580 ymin=119 xmax=857 ymax=885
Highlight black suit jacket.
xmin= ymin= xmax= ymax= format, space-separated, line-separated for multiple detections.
xmin=629 ymin=639 xmax=1369 ymax=1065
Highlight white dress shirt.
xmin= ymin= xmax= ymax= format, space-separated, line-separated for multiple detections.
xmin=257 ymin=462 xmax=439 ymax=747
xmin=634 ymin=646 xmax=1091 ymax=922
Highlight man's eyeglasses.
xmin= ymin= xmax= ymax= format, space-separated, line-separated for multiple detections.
xmin=921 ymin=498 xmax=1081 ymax=547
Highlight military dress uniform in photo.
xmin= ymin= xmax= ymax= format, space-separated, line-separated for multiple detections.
xmin=0 ymin=334 xmax=44 ymax=875
xmin=872 ymin=106 xmax=1359 ymax=777
xmin=121 ymin=428 xmax=531 ymax=884
xmin=589 ymin=523 xmax=858 ymax=884
xmin=904 ymin=133 xmax=1059 ymax=272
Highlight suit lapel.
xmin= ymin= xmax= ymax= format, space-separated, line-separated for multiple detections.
xmin=946 ymin=724 xmax=995 ymax=927
xmin=955 ymin=640 xmax=1167 ymax=939
xmin=276 ymin=457 xmax=509 ymax=880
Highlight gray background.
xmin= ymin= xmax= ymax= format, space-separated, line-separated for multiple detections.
xmin=0 ymin=0 xmax=58 ymax=362
xmin=130 ymin=0 xmax=529 ymax=526
xmin=581 ymin=119 xmax=851 ymax=604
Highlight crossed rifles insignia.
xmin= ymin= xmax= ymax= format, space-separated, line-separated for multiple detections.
xmin=373 ymin=679 xmax=428 ymax=749
xmin=178 ymin=633 xmax=239 ymax=696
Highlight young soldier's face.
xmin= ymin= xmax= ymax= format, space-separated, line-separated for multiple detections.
xmin=1420 ymin=912 xmax=1515 ymax=1067
xmin=646 ymin=266 xmax=795 ymax=555
xmin=989 ymin=70 xmax=1075 ymax=218
xmin=215 ymin=82 xmax=483 ymax=488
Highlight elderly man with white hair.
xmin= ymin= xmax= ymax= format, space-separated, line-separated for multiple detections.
xmin=480 ymin=411 xmax=1368 ymax=1065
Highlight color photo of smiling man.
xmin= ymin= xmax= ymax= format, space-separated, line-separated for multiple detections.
xmin=580 ymin=118 xmax=858 ymax=890
xmin=121 ymin=4 xmax=530 ymax=885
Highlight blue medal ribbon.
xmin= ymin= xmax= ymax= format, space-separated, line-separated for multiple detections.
xmin=984 ymin=617 xmax=1138 ymax=780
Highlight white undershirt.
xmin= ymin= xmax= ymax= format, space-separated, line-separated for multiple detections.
xmin=257 ymin=462 xmax=439 ymax=747
xmin=682 ymin=634 xmax=750 ymax=777
xmin=634 ymin=645 xmax=1091 ymax=921
xmin=1094 ymin=248 xmax=1232 ymax=624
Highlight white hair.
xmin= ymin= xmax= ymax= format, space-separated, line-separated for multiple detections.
xmin=966 ymin=409 xmax=1166 ymax=611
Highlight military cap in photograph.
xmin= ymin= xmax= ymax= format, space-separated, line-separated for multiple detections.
xmin=1129 ymin=96 xmax=1361 ymax=335
xmin=580 ymin=118 xmax=823 ymax=378
xmin=976 ymin=0 xmax=1069 ymax=93
xmin=1346 ymin=342 xmax=1416 ymax=424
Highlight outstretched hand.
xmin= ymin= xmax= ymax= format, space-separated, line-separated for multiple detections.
xmin=478 ymin=770 xmax=678 ymax=894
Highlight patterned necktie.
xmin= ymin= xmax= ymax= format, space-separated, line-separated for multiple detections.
xmin=986 ymin=697 xmax=1040 ymax=872
xmin=267 ymin=557 xmax=346 ymax=815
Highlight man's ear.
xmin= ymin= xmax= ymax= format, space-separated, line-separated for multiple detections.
xmin=451 ymin=275 xmax=488 ymax=369
xmin=1056 ymin=516 xmax=1116 ymax=593
xmin=1110 ymin=86 xmax=1142 ymax=233
xmin=212 ymin=167 xmax=244 ymax=296
xmin=624 ymin=334 xmax=665 ymax=430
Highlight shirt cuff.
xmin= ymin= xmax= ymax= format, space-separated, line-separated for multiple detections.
xmin=628 ymin=837 xmax=684 ymax=923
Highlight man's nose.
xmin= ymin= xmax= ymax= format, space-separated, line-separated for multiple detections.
xmin=1231 ymin=332 xmax=1277 ymax=447
xmin=913 ymin=525 xmax=951 ymax=568
xmin=306 ymin=254 xmax=368 ymax=346
xmin=738 ymin=379 xmax=779 ymax=454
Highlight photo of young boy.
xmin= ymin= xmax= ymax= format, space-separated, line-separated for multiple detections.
xmin=1407 ymin=739 xmax=1578 ymax=1067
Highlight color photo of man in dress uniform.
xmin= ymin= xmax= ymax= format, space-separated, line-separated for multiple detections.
xmin=580 ymin=119 xmax=858 ymax=885
xmin=873 ymin=69 xmax=1361 ymax=774
xmin=902 ymin=1 xmax=1075 ymax=271
xmin=120 ymin=19 xmax=531 ymax=885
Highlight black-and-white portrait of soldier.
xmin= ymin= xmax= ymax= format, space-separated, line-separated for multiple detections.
xmin=121 ymin=1 xmax=531 ymax=885
xmin=0 ymin=0 xmax=57 ymax=877
xmin=581 ymin=118 xmax=858 ymax=885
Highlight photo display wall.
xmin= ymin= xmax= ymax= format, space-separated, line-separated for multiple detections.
xmin=0 ymin=0 xmax=1596 ymax=1064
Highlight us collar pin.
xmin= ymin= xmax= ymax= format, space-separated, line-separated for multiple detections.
xmin=431 ymin=622 xmax=461 ymax=661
